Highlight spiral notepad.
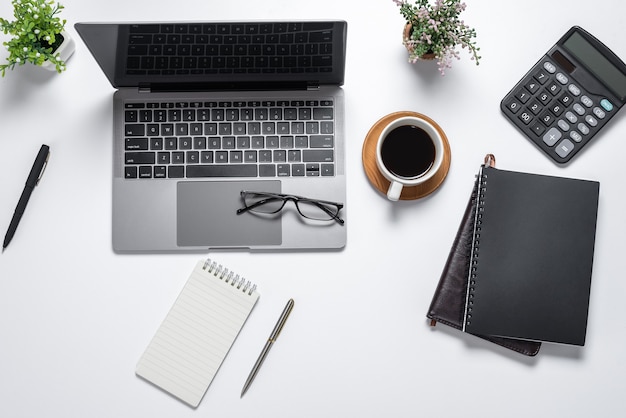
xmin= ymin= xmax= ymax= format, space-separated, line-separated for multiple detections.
xmin=136 ymin=259 xmax=259 ymax=407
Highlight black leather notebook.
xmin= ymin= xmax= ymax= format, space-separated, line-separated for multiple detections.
xmin=427 ymin=166 xmax=541 ymax=356
xmin=463 ymin=164 xmax=600 ymax=346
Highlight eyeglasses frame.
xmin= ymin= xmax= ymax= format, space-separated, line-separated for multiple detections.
xmin=236 ymin=191 xmax=345 ymax=225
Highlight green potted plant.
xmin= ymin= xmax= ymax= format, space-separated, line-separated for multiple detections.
xmin=0 ymin=0 xmax=74 ymax=76
xmin=393 ymin=0 xmax=481 ymax=75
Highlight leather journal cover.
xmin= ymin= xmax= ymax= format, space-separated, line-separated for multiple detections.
xmin=427 ymin=161 xmax=541 ymax=356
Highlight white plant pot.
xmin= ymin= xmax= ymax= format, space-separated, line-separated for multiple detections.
xmin=40 ymin=30 xmax=75 ymax=71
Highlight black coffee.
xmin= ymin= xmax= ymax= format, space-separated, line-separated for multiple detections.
xmin=381 ymin=125 xmax=436 ymax=179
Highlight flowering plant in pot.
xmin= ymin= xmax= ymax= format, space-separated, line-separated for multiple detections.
xmin=393 ymin=0 xmax=481 ymax=75
xmin=0 ymin=0 xmax=74 ymax=76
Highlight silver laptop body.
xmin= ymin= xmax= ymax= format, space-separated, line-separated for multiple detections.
xmin=75 ymin=21 xmax=347 ymax=252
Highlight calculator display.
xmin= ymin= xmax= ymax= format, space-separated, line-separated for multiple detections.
xmin=563 ymin=32 xmax=626 ymax=100
xmin=501 ymin=26 xmax=626 ymax=164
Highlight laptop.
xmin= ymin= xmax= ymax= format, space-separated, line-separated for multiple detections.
xmin=75 ymin=21 xmax=347 ymax=252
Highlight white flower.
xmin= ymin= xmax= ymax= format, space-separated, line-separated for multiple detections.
xmin=45 ymin=35 xmax=50 ymax=41
xmin=23 ymin=47 xmax=28 ymax=52
xmin=35 ymin=52 xmax=40 ymax=57
xmin=33 ymin=14 xmax=39 ymax=19
xmin=34 ymin=29 xmax=40 ymax=34
xmin=15 ymin=58 xmax=21 ymax=63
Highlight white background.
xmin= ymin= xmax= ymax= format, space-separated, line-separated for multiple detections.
xmin=1 ymin=1 xmax=625 ymax=416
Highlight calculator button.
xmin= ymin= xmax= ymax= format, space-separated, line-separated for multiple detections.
xmin=531 ymin=122 xmax=546 ymax=136
xmin=570 ymin=131 xmax=583 ymax=142
xmin=516 ymin=89 xmax=531 ymax=103
xmin=592 ymin=107 xmax=606 ymax=119
xmin=528 ymin=100 xmax=543 ymax=115
xmin=565 ymin=111 xmax=578 ymax=123
xmin=550 ymin=103 xmax=564 ymax=116
xmin=585 ymin=115 xmax=598 ymax=127
xmin=543 ymin=127 xmax=562 ymax=146
xmin=534 ymin=70 xmax=549 ymax=84
xmin=544 ymin=62 xmax=557 ymax=73
xmin=600 ymin=99 xmax=614 ymax=112
xmin=547 ymin=83 xmax=561 ymax=96
xmin=557 ymin=120 xmax=570 ymax=131
xmin=538 ymin=91 xmax=551 ymax=104
xmin=518 ymin=111 xmax=533 ymax=125
xmin=573 ymin=103 xmax=586 ymax=115
xmin=540 ymin=110 xmax=555 ymax=126
xmin=581 ymin=95 xmax=594 ymax=107
xmin=559 ymin=93 xmax=573 ymax=106
xmin=578 ymin=123 xmax=590 ymax=135
xmin=556 ymin=73 xmax=568 ymax=84
xmin=555 ymin=139 xmax=575 ymax=158
xmin=526 ymin=80 xmax=540 ymax=94
xmin=568 ymin=84 xmax=581 ymax=96
xmin=505 ymin=98 xmax=522 ymax=113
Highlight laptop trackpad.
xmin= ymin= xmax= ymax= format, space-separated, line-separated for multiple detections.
xmin=177 ymin=180 xmax=282 ymax=248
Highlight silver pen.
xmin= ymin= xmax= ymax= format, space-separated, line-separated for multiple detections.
xmin=241 ymin=298 xmax=294 ymax=397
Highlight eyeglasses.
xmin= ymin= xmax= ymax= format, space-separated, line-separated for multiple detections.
xmin=236 ymin=191 xmax=345 ymax=225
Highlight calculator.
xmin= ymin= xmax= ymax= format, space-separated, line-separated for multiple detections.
xmin=501 ymin=26 xmax=626 ymax=164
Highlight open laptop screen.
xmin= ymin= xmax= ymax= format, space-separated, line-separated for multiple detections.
xmin=75 ymin=21 xmax=347 ymax=90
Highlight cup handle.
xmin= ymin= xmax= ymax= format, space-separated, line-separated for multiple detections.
xmin=387 ymin=181 xmax=403 ymax=201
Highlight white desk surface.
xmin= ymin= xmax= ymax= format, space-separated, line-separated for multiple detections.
xmin=1 ymin=1 xmax=625 ymax=416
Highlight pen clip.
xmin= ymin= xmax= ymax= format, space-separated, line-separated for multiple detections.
xmin=36 ymin=151 xmax=50 ymax=186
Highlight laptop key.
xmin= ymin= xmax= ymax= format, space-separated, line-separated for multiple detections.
xmin=125 ymin=124 xmax=145 ymax=136
xmin=303 ymin=149 xmax=334 ymax=162
xmin=310 ymin=135 xmax=333 ymax=148
xmin=125 ymin=152 xmax=155 ymax=164
xmin=306 ymin=163 xmax=320 ymax=176
xmin=130 ymin=24 xmax=160 ymax=33
xmin=168 ymin=166 xmax=185 ymax=178
xmin=139 ymin=166 xmax=152 ymax=178
xmin=321 ymin=163 xmax=334 ymax=176
xmin=125 ymin=110 xmax=138 ymax=122
xmin=313 ymin=107 xmax=333 ymax=120
xmin=292 ymin=164 xmax=305 ymax=176
xmin=259 ymin=164 xmax=276 ymax=177
xmin=126 ymin=138 xmax=149 ymax=150
xmin=277 ymin=164 xmax=290 ymax=176
xmin=154 ymin=166 xmax=167 ymax=178
xmin=187 ymin=164 xmax=258 ymax=177
xmin=125 ymin=166 xmax=138 ymax=178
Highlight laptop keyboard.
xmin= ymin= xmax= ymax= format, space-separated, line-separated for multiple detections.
xmin=126 ymin=22 xmax=335 ymax=75
xmin=123 ymin=99 xmax=335 ymax=179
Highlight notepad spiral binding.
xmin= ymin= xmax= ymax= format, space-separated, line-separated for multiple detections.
xmin=463 ymin=164 xmax=488 ymax=331
xmin=203 ymin=258 xmax=257 ymax=296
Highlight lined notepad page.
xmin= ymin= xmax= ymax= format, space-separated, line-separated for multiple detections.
xmin=136 ymin=260 xmax=259 ymax=407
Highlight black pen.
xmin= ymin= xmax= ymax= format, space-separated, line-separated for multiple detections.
xmin=3 ymin=144 xmax=50 ymax=252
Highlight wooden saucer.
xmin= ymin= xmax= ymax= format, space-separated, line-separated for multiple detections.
xmin=362 ymin=111 xmax=451 ymax=200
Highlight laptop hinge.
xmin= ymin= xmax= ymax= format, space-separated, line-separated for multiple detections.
xmin=136 ymin=81 xmax=318 ymax=93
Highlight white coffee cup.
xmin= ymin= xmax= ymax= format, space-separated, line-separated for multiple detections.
xmin=376 ymin=116 xmax=444 ymax=201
